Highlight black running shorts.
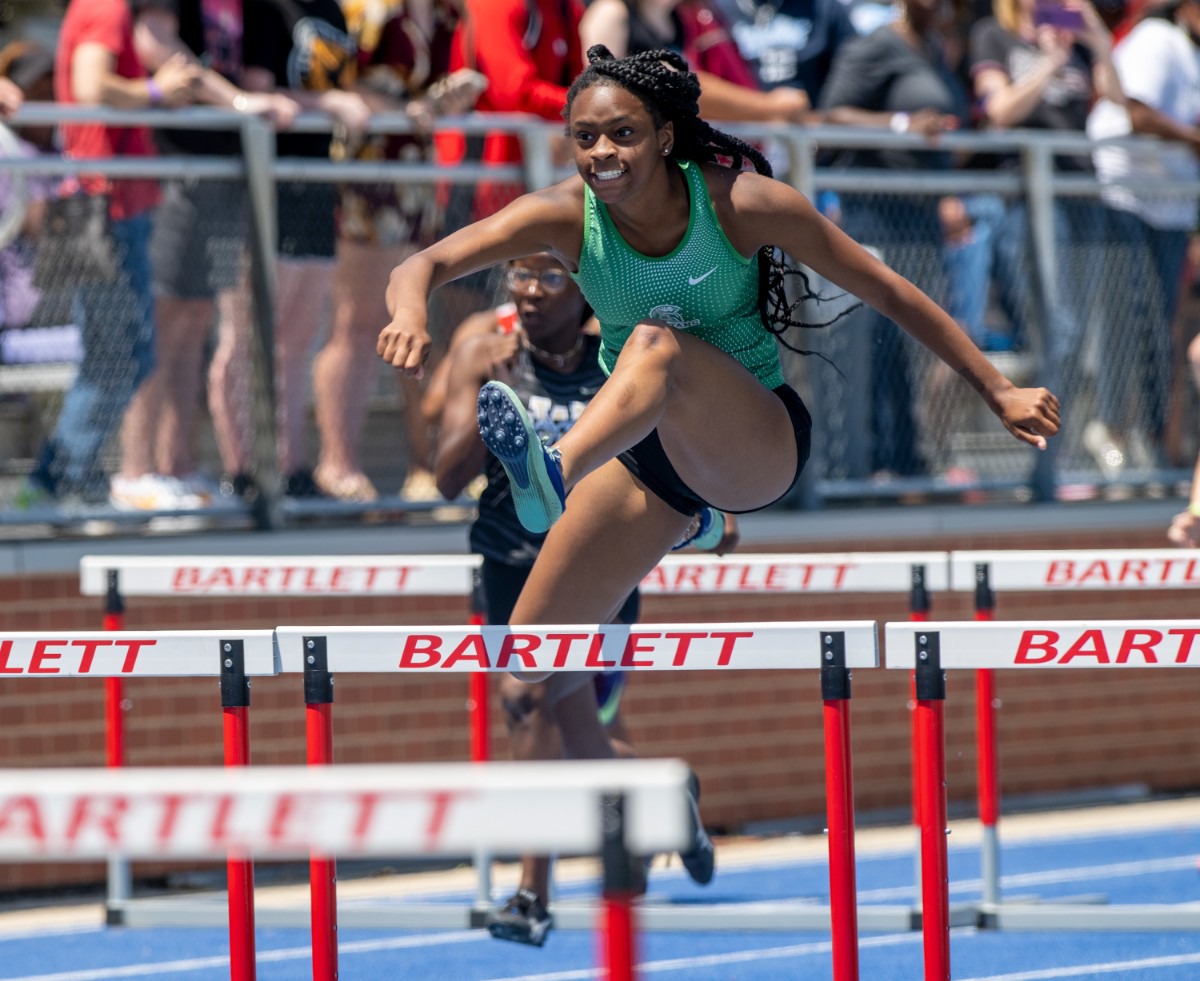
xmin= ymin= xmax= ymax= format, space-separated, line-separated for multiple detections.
xmin=616 ymin=383 xmax=812 ymax=516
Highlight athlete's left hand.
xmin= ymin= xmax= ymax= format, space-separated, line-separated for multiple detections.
xmin=377 ymin=313 xmax=432 ymax=379
xmin=1168 ymin=510 xmax=1200 ymax=548
xmin=995 ymin=385 xmax=1061 ymax=450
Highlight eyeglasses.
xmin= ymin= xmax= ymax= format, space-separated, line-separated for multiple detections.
xmin=506 ymin=267 xmax=571 ymax=294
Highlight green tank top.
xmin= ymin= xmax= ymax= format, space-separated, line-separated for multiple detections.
xmin=573 ymin=159 xmax=784 ymax=390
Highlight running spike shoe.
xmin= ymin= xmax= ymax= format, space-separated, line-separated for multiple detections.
xmin=477 ymin=381 xmax=566 ymax=533
xmin=680 ymin=769 xmax=716 ymax=885
xmin=672 ymin=507 xmax=725 ymax=552
xmin=486 ymin=888 xmax=553 ymax=947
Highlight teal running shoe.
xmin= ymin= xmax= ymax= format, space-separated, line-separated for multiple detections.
xmin=672 ymin=507 xmax=725 ymax=552
xmin=477 ymin=381 xmax=566 ymax=534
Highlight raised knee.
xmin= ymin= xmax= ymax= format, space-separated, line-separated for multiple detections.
xmin=625 ymin=319 xmax=683 ymax=363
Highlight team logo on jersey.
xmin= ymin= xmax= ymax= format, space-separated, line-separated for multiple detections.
xmin=527 ymin=395 xmax=588 ymax=443
xmin=648 ymin=304 xmax=701 ymax=330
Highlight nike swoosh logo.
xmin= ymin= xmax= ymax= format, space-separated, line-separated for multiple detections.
xmin=688 ymin=268 xmax=717 ymax=286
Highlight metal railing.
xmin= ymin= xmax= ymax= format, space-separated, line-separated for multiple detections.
xmin=1 ymin=103 xmax=1195 ymax=529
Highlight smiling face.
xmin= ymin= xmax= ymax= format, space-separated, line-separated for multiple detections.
xmin=567 ymin=81 xmax=673 ymax=204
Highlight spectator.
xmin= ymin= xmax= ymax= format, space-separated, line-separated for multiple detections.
xmin=0 ymin=76 xmax=22 ymax=118
xmin=1087 ymin=0 xmax=1200 ymax=476
xmin=819 ymin=0 xmax=972 ymax=478
xmin=579 ymin=0 xmax=817 ymax=123
xmin=433 ymin=253 xmax=722 ymax=947
xmin=0 ymin=42 xmax=56 ymax=335
xmin=708 ymin=0 xmax=857 ymax=105
xmin=214 ymin=0 xmax=373 ymax=499
xmin=107 ymin=0 xmax=301 ymax=512
xmin=326 ymin=0 xmax=486 ymax=503
xmin=968 ymin=0 xmax=1124 ymax=478
xmin=444 ymin=0 xmax=584 ymax=222
xmin=19 ymin=0 xmax=200 ymax=507
xmin=416 ymin=0 xmax=587 ymax=480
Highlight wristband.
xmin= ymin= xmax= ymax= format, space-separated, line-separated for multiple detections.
xmin=889 ymin=112 xmax=910 ymax=133
xmin=1188 ymin=502 xmax=1200 ymax=518
xmin=146 ymin=79 xmax=164 ymax=107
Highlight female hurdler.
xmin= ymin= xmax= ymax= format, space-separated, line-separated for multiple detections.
xmin=378 ymin=46 xmax=1060 ymax=765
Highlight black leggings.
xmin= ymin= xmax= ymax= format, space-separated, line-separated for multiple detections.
xmin=480 ymin=557 xmax=640 ymax=626
xmin=615 ymin=383 xmax=812 ymax=516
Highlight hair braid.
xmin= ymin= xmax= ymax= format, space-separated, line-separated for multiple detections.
xmin=565 ymin=45 xmax=857 ymax=355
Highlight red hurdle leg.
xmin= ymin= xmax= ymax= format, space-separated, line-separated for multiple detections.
xmin=221 ymin=640 xmax=257 ymax=981
xmin=468 ymin=572 xmax=490 ymax=764
xmin=909 ymin=564 xmax=930 ymax=908
xmin=599 ymin=793 xmax=638 ymax=981
xmin=467 ymin=576 xmax=494 ymax=912
xmin=102 ymin=570 xmax=132 ymax=919
xmin=304 ymin=637 xmax=338 ymax=981
xmin=973 ymin=563 xmax=1001 ymax=906
xmin=914 ymin=631 xmax=950 ymax=981
xmin=822 ymin=629 xmax=859 ymax=981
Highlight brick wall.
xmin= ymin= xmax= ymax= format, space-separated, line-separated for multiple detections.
xmin=0 ymin=519 xmax=1197 ymax=892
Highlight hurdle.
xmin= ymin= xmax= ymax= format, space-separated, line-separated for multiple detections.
xmin=273 ymin=620 xmax=881 ymax=981
xmin=0 ymin=630 xmax=278 ymax=980
xmin=947 ymin=549 xmax=1200 ymax=909
xmin=79 ymin=550 xmax=949 ymax=926
xmin=886 ymin=619 xmax=1200 ymax=981
xmin=0 ymin=759 xmax=692 ymax=981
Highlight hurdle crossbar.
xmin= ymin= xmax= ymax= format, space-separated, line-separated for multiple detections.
xmin=0 ymin=760 xmax=691 ymax=860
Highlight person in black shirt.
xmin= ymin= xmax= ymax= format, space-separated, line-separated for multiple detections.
xmin=434 ymin=253 xmax=727 ymax=947
xmin=220 ymin=0 xmax=376 ymax=498
xmin=108 ymin=0 xmax=300 ymax=513
xmin=819 ymin=0 xmax=971 ymax=479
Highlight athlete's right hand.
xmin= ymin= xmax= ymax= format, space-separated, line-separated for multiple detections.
xmin=377 ymin=316 xmax=432 ymax=379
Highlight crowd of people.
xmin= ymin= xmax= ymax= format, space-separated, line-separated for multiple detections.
xmin=0 ymin=0 xmax=1197 ymax=516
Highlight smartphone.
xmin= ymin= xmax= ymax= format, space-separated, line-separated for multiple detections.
xmin=1034 ymin=2 xmax=1084 ymax=31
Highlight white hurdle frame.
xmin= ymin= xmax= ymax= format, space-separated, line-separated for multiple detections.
xmin=0 ymin=631 xmax=278 ymax=981
xmin=79 ymin=550 xmax=949 ymax=928
xmin=947 ymin=549 xmax=1200 ymax=910
xmin=0 ymin=759 xmax=691 ymax=981
xmin=274 ymin=620 xmax=880 ymax=981
xmin=887 ymin=619 xmax=1200 ymax=981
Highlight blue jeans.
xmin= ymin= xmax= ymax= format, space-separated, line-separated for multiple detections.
xmin=33 ymin=211 xmax=156 ymax=499
xmin=839 ymin=195 xmax=942 ymax=476
xmin=942 ymin=194 xmax=1018 ymax=352
xmin=1096 ymin=208 xmax=1189 ymax=440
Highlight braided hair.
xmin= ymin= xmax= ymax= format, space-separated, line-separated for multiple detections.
xmin=564 ymin=45 xmax=855 ymax=353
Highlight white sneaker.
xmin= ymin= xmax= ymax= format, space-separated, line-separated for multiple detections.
xmin=1082 ymin=420 xmax=1125 ymax=481
xmin=110 ymin=474 xmax=209 ymax=511
xmin=178 ymin=472 xmax=218 ymax=504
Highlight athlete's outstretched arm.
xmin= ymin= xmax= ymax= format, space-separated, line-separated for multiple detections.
xmin=720 ymin=171 xmax=1061 ymax=450
xmin=378 ymin=184 xmax=584 ymax=376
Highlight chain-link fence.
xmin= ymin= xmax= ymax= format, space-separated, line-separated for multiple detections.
xmin=1 ymin=108 xmax=1197 ymax=533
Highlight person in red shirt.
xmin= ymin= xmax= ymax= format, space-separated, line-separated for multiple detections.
xmin=21 ymin=0 xmax=199 ymax=506
xmin=442 ymin=0 xmax=584 ymax=221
